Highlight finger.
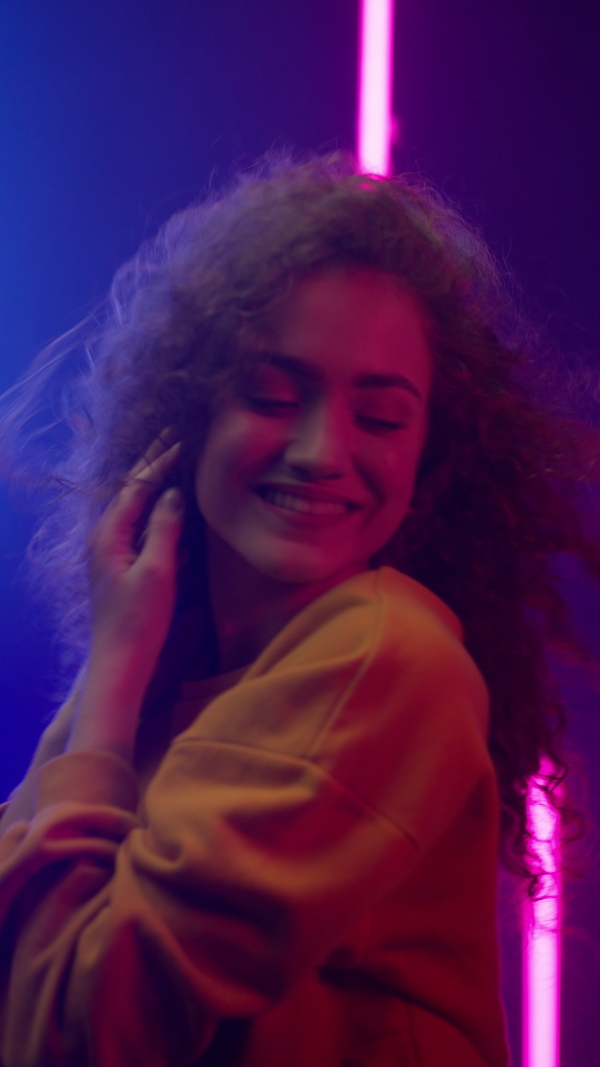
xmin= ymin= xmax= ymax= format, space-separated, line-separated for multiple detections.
xmin=137 ymin=488 xmax=185 ymax=574
xmin=92 ymin=475 xmax=169 ymax=568
xmin=91 ymin=443 xmax=182 ymax=570
xmin=128 ymin=440 xmax=182 ymax=487
xmin=90 ymin=483 xmax=148 ymax=570
xmin=129 ymin=429 xmax=178 ymax=479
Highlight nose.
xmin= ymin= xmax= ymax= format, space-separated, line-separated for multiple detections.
xmin=284 ymin=399 xmax=350 ymax=480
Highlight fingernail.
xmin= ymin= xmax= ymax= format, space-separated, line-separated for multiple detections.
xmin=164 ymin=488 xmax=185 ymax=514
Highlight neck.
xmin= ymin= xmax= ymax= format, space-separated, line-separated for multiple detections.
xmin=205 ymin=532 xmax=363 ymax=673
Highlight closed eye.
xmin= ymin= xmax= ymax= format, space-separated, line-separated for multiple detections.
xmin=356 ymin=414 xmax=406 ymax=433
xmin=246 ymin=396 xmax=299 ymax=414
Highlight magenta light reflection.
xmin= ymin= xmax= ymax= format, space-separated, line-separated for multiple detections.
xmin=357 ymin=0 xmax=395 ymax=176
xmin=523 ymin=760 xmax=561 ymax=1067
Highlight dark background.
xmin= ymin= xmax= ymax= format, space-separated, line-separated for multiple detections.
xmin=1 ymin=2 xmax=599 ymax=1062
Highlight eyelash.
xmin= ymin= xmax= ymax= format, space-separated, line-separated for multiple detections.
xmin=356 ymin=415 xmax=405 ymax=433
xmin=247 ymin=396 xmax=406 ymax=433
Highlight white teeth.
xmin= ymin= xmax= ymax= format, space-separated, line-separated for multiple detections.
xmin=261 ymin=489 xmax=347 ymax=516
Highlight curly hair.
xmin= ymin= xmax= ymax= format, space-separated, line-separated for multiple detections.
xmin=1 ymin=153 xmax=599 ymax=894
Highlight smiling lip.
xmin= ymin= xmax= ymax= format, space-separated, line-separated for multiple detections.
xmin=255 ymin=483 xmax=362 ymax=518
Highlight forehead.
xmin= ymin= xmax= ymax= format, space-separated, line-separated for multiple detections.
xmin=258 ymin=268 xmax=432 ymax=396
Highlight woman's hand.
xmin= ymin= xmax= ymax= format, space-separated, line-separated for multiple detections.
xmin=68 ymin=437 xmax=185 ymax=761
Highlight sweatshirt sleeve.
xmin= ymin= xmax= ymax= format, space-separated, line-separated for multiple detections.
xmin=0 ymin=571 xmax=494 ymax=1067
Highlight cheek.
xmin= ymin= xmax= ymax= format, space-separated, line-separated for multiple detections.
xmin=195 ymin=413 xmax=285 ymax=510
xmin=237 ymin=417 xmax=288 ymax=467
xmin=195 ymin=421 xmax=236 ymax=520
xmin=365 ymin=434 xmax=424 ymax=503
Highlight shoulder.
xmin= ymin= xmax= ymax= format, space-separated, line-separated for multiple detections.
xmin=251 ymin=566 xmax=466 ymax=660
xmin=247 ymin=566 xmax=487 ymax=735
xmin=365 ymin=568 xmax=489 ymax=736
xmin=297 ymin=570 xmax=493 ymax=836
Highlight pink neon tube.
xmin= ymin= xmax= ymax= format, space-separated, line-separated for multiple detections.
xmin=356 ymin=0 xmax=395 ymax=176
xmin=355 ymin=8 xmax=561 ymax=1059
xmin=523 ymin=762 xmax=561 ymax=1067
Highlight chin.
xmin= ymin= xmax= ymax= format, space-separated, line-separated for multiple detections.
xmin=249 ymin=548 xmax=360 ymax=587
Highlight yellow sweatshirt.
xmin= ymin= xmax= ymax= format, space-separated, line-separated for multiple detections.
xmin=0 ymin=567 xmax=509 ymax=1066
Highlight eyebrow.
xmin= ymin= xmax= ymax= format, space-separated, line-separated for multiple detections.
xmin=257 ymin=353 xmax=423 ymax=401
xmin=353 ymin=371 xmax=422 ymax=399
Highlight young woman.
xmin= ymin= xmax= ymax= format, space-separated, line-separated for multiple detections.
xmin=0 ymin=156 xmax=596 ymax=1067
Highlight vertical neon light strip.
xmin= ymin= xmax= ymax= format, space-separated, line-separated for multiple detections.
xmin=355 ymin=7 xmax=561 ymax=1060
xmin=523 ymin=761 xmax=561 ymax=1067
xmin=356 ymin=0 xmax=395 ymax=176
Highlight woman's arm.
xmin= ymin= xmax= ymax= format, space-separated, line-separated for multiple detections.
xmin=0 ymin=438 xmax=184 ymax=833
xmin=0 ymin=568 xmax=494 ymax=1067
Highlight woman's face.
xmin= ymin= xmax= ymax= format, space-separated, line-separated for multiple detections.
xmin=195 ymin=268 xmax=432 ymax=586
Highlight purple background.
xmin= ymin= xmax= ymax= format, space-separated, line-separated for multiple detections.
xmin=1 ymin=2 xmax=599 ymax=1061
